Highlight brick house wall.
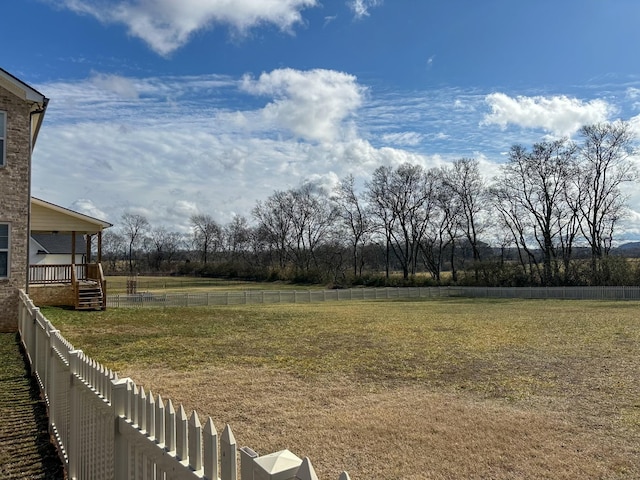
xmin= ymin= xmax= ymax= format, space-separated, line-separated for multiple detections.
xmin=0 ymin=73 xmax=47 ymax=332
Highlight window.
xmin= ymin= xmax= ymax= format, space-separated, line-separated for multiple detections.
xmin=0 ymin=111 xmax=5 ymax=167
xmin=0 ymin=224 xmax=8 ymax=278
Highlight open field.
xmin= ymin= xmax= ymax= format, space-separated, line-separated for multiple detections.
xmin=105 ymin=275 xmax=325 ymax=294
xmin=43 ymin=298 xmax=640 ymax=479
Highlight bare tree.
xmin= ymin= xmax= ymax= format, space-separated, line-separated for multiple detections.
xmin=366 ymin=166 xmax=397 ymax=279
xmin=441 ymin=158 xmax=487 ymax=277
xmin=191 ymin=214 xmax=222 ymax=264
xmin=575 ymin=121 xmax=638 ymax=282
xmin=148 ymin=227 xmax=185 ymax=271
xmin=120 ymin=212 xmax=150 ymax=274
xmin=491 ymin=140 xmax=577 ymax=285
xmin=332 ymin=174 xmax=373 ymax=278
xmin=289 ymin=184 xmax=338 ymax=274
xmin=224 ymin=215 xmax=252 ymax=260
xmin=415 ymin=168 xmax=457 ymax=283
xmin=252 ymin=186 xmax=337 ymax=278
xmin=367 ymin=164 xmax=433 ymax=280
xmin=101 ymin=230 xmax=125 ymax=272
xmin=252 ymin=190 xmax=294 ymax=270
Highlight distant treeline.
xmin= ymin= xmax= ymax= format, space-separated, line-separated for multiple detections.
xmin=103 ymin=122 xmax=640 ymax=287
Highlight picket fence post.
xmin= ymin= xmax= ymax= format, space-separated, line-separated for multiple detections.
xmin=296 ymin=457 xmax=319 ymax=480
xmin=221 ymin=424 xmax=237 ymax=480
xmin=113 ymin=377 xmax=132 ymax=480
xmin=67 ymin=349 xmax=83 ymax=479
xmin=203 ymin=417 xmax=219 ymax=480
xmin=239 ymin=446 xmax=258 ymax=480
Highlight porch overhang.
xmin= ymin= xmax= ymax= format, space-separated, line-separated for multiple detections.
xmin=30 ymin=197 xmax=112 ymax=234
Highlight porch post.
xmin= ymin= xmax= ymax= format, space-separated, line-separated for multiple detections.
xmin=71 ymin=231 xmax=76 ymax=265
xmin=97 ymin=231 xmax=102 ymax=263
xmin=86 ymin=234 xmax=92 ymax=264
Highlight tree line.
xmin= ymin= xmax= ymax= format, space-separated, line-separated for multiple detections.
xmin=103 ymin=122 xmax=640 ymax=287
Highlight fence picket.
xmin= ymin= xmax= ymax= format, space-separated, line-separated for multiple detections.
xmin=296 ymin=457 xmax=319 ymax=480
xmin=112 ymin=378 xmax=130 ymax=480
xmin=130 ymin=383 xmax=139 ymax=427
xmin=139 ymin=386 xmax=147 ymax=433
xmin=165 ymin=399 xmax=176 ymax=454
xmin=146 ymin=391 xmax=156 ymax=440
xmin=188 ymin=411 xmax=203 ymax=472
xmin=221 ymin=424 xmax=237 ymax=480
xmin=155 ymin=394 xmax=165 ymax=446
xmin=203 ymin=417 xmax=218 ymax=480
xmin=176 ymin=404 xmax=189 ymax=462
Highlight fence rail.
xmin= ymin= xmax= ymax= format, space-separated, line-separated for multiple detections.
xmin=106 ymin=285 xmax=640 ymax=308
xmin=18 ymin=289 xmax=351 ymax=480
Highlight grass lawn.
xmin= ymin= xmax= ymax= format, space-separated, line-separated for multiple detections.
xmin=105 ymin=275 xmax=324 ymax=294
xmin=0 ymin=334 xmax=65 ymax=479
xmin=43 ymin=298 xmax=640 ymax=479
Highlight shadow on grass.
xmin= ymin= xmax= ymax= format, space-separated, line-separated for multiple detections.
xmin=0 ymin=333 xmax=66 ymax=479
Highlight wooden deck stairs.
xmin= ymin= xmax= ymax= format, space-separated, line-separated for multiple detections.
xmin=76 ymin=280 xmax=104 ymax=310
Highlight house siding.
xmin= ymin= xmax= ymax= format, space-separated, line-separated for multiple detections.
xmin=0 ymin=89 xmax=33 ymax=332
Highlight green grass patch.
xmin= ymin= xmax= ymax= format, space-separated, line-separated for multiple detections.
xmin=42 ymin=298 xmax=640 ymax=402
xmin=40 ymin=298 xmax=640 ymax=478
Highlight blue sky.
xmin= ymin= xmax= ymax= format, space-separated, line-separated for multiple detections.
xmin=3 ymin=0 xmax=640 ymax=240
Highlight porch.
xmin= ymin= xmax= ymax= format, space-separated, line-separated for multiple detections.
xmin=28 ymin=198 xmax=112 ymax=310
xmin=28 ymin=262 xmax=107 ymax=310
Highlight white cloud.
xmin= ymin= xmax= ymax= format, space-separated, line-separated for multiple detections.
xmin=29 ymin=73 xmax=640 ymax=240
xmin=89 ymin=72 xmax=140 ymax=99
xmin=57 ymin=0 xmax=317 ymax=56
xmin=302 ymin=171 xmax=340 ymax=194
xmin=628 ymin=114 xmax=640 ymax=138
xmin=241 ymin=68 xmax=365 ymax=143
xmin=69 ymin=198 xmax=110 ymax=221
xmin=348 ymin=0 xmax=383 ymax=19
xmin=32 ymin=72 xmax=372 ymax=228
xmin=323 ymin=15 xmax=338 ymax=27
xmin=483 ymin=93 xmax=612 ymax=137
xmin=626 ymin=87 xmax=640 ymax=110
xmin=381 ymin=131 xmax=424 ymax=146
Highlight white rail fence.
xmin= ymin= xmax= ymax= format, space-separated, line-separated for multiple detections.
xmin=107 ymin=285 xmax=640 ymax=308
xmin=18 ymin=289 xmax=351 ymax=480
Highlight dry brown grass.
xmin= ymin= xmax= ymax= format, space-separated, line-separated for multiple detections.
xmin=44 ymin=299 xmax=640 ymax=479
xmin=121 ymin=365 xmax=637 ymax=479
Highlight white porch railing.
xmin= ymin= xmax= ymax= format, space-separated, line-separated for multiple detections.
xmin=18 ymin=289 xmax=351 ymax=480
xmin=29 ymin=263 xmax=87 ymax=284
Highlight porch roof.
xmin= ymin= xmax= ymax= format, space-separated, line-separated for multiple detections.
xmin=31 ymin=197 xmax=112 ymax=235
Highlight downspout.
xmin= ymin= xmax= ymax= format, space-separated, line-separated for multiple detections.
xmin=25 ymin=98 xmax=49 ymax=294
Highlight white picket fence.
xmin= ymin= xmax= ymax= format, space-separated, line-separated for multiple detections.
xmin=17 ymin=289 xmax=351 ymax=480
xmin=107 ymin=285 xmax=640 ymax=308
